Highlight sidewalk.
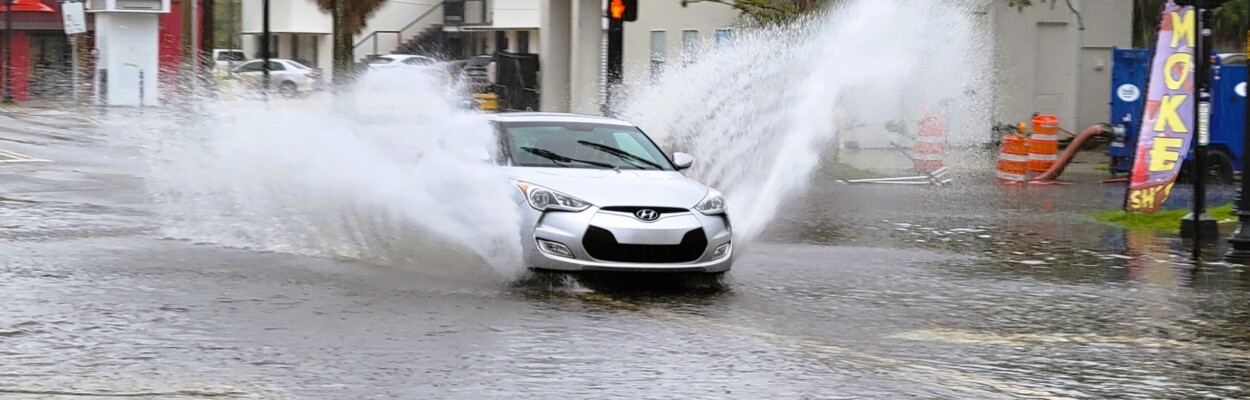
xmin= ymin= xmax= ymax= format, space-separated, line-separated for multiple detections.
xmin=0 ymin=101 xmax=103 ymax=145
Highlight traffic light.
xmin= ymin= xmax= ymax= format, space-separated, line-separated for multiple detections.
xmin=608 ymin=0 xmax=637 ymax=22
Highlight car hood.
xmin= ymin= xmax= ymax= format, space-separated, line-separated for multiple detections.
xmin=507 ymin=167 xmax=711 ymax=209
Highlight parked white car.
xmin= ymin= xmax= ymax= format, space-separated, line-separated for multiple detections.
xmin=213 ymin=49 xmax=246 ymax=70
xmin=228 ymin=58 xmax=320 ymax=97
xmin=368 ymin=54 xmax=438 ymax=69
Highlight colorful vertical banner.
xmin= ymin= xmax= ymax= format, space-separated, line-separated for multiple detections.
xmin=1126 ymin=1 xmax=1196 ymax=213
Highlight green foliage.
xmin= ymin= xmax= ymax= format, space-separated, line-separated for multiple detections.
xmin=884 ymin=119 xmax=911 ymax=139
xmin=815 ymin=162 xmax=888 ymax=181
xmin=1093 ymin=203 xmax=1236 ymax=233
xmin=212 ymin=0 xmax=240 ymax=49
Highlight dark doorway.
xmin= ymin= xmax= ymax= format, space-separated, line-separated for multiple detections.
xmin=27 ymin=32 xmax=72 ymax=98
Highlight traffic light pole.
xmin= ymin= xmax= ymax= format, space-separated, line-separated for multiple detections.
xmin=1181 ymin=1 xmax=1219 ymax=257
xmin=603 ymin=16 xmax=623 ymax=116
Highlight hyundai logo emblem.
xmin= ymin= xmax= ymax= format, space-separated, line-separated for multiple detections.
xmin=634 ymin=209 xmax=660 ymax=222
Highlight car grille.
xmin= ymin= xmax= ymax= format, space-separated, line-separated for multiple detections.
xmin=582 ymin=226 xmax=707 ymax=263
xmin=599 ymin=206 xmax=688 ymax=215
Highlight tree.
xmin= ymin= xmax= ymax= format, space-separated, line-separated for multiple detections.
xmin=314 ymin=0 xmax=388 ymax=86
xmin=688 ymin=0 xmax=1083 ymax=27
xmin=1131 ymin=0 xmax=1248 ymax=51
xmin=1005 ymin=0 xmax=1085 ymax=30
xmin=679 ymin=0 xmax=834 ymax=25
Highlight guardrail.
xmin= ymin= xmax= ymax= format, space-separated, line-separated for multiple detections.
xmin=353 ymin=2 xmax=445 ymax=59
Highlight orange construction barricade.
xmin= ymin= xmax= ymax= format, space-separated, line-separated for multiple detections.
xmin=913 ymin=116 xmax=944 ymax=173
xmin=997 ymin=134 xmax=1029 ymax=182
xmin=1028 ymin=114 xmax=1059 ymax=172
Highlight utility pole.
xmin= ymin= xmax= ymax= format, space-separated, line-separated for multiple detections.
xmin=1226 ymin=28 xmax=1250 ymax=264
xmin=261 ymin=0 xmax=269 ymax=101
xmin=1180 ymin=0 xmax=1221 ymax=258
xmin=190 ymin=0 xmax=199 ymax=95
xmin=602 ymin=0 xmax=634 ymax=116
xmin=3 ymin=0 xmax=13 ymax=104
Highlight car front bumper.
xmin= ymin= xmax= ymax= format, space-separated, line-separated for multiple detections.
xmin=520 ymin=205 xmax=733 ymax=274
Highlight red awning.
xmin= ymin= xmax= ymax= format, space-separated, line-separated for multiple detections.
xmin=0 ymin=0 xmax=55 ymax=12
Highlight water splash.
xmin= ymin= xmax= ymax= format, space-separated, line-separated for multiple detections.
xmin=115 ymin=67 xmax=524 ymax=279
xmin=617 ymin=0 xmax=992 ymax=244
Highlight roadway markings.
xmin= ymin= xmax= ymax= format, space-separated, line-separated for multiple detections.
xmin=0 ymin=148 xmax=50 ymax=163
xmin=888 ymin=328 xmax=1250 ymax=361
xmin=568 ymin=292 xmax=1078 ymax=400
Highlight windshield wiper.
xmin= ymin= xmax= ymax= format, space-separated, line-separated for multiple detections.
xmin=520 ymin=147 xmax=617 ymax=170
xmin=576 ymin=141 xmax=665 ymax=170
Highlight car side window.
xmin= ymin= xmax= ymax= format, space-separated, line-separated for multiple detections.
xmin=403 ymin=57 xmax=432 ymax=65
xmin=267 ymin=62 xmax=286 ymax=71
xmin=235 ymin=61 xmax=260 ymax=73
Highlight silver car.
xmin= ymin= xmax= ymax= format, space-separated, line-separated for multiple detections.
xmin=488 ymin=112 xmax=733 ymax=275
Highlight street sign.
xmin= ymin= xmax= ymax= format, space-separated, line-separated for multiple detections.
xmin=62 ymin=1 xmax=86 ymax=35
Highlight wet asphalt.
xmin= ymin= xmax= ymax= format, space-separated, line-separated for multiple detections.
xmin=1 ymin=113 xmax=1249 ymax=399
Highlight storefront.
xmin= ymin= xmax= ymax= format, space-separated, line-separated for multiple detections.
xmin=0 ymin=0 xmax=200 ymax=103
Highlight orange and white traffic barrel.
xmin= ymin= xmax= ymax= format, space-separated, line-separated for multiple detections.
xmin=1028 ymin=114 xmax=1059 ymax=172
xmin=913 ymin=116 xmax=944 ymax=173
xmin=996 ymin=134 xmax=1029 ymax=182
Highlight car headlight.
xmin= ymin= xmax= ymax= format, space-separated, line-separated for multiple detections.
xmin=694 ymin=188 xmax=726 ymax=215
xmin=516 ymin=182 xmax=591 ymax=212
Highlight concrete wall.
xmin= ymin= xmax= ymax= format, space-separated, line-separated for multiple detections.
xmin=493 ymin=0 xmax=540 ymax=29
xmin=541 ymin=0 xmax=740 ymax=113
xmin=241 ymin=0 xmax=331 ymax=34
xmin=618 ymin=0 xmax=740 ymax=89
xmin=991 ymin=0 xmax=1132 ymax=133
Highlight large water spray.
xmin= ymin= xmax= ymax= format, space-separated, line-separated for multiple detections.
xmin=110 ymin=0 xmax=990 ymax=277
xmin=617 ymin=0 xmax=992 ymax=243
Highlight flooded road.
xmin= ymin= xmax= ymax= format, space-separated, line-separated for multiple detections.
xmin=2 ymin=122 xmax=1248 ymax=400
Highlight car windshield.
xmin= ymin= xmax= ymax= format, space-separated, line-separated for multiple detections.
xmin=369 ymin=57 xmax=396 ymax=65
xmin=501 ymin=121 xmax=675 ymax=171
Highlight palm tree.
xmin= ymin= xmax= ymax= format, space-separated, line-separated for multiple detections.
xmin=315 ymin=0 xmax=388 ymax=86
xmin=1133 ymin=0 xmax=1248 ymax=52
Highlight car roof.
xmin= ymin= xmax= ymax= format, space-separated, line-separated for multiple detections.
xmin=486 ymin=112 xmax=635 ymax=127
xmin=382 ymin=54 xmax=433 ymax=60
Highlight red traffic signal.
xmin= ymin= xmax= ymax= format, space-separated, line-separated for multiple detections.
xmin=608 ymin=0 xmax=637 ymax=22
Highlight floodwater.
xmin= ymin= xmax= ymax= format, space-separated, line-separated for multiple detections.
xmin=1 ymin=118 xmax=1247 ymax=398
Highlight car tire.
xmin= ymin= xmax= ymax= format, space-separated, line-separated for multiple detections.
xmin=279 ymin=81 xmax=299 ymax=98
xmin=1207 ymin=149 xmax=1235 ymax=184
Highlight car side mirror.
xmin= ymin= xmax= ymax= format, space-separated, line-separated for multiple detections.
xmin=462 ymin=147 xmax=493 ymax=162
xmin=673 ymin=152 xmax=694 ymax=170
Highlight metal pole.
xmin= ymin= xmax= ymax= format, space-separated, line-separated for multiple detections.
xmin=190 ymin=0 xmax=199 ymax=95
xmin=603 ymin=16 xmax=622 ymax=116
xmin=70 ymin=33 xmax=78 ymax=107
xmin=261 ymin=0 xmax=269 ymax=101
xmin=1225 ymin=27 xmax=1250 ymax=263
xmin=3 ymin=0 xmax=13 ymax=104
xmin=1182 ymin=1 xmax=1219 ymax=256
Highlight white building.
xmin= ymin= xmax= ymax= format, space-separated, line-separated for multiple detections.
xmin=537 ymin=0 xmax=1132 ymax=139
xmin=538 ymin=0 xmax=741 ymax=113
xmin=240 ymin=0 xmax=541 ymax=82
xmin=984 ymin=0 xmax=1133 ymax=133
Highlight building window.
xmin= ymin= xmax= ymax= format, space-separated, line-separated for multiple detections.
xmin=518 ymin=31 xmax=529 ymax=53
xmin=495 ymin=31 xmax=508 ymax=53
xmin=681 ymin=30 xmax=698 ymax=65
xmin=715 ymin=29 xmax=733 ymax=48
xmin=650 ymin=30 xmax=666 ymax=84
xmin=290 ymin=34 xmax=300 ymax=64
xmin=253 ymin=35 xmax=280 ymax=57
